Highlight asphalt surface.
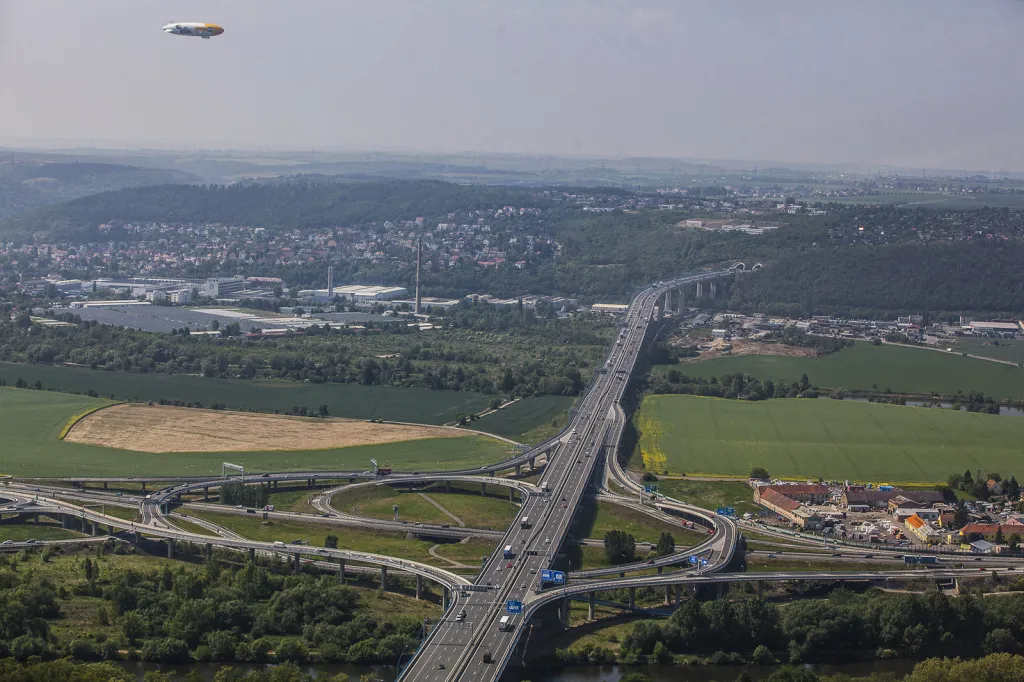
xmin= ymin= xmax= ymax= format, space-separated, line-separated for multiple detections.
xmin=398 ymin=272 xmax=734 ymax=682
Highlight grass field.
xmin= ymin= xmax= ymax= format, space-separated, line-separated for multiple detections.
xmin=0 ymin=520 xmax=85 ymax=542
xmin=678 ymin=341 xmax=1024 ymax=399
xmin=952 ymin=337 xmax=1024 ymax=365
xmin=636 ymin=394 xmax=1024 ymax=483
xmin=330 ymin=482 xmax=519 ymax=530
xmin=653 ymin=479 xmax=759 ymax=516
xmin=0 ymin=387 xmax=509 ymax=477
xmin=475 ymin=395 xmax=575 ymax=443
xmin=0 ymin=361 xmax=492 ymax=424
xmin=186 ymin=509 xmax=452 ymax=566
xmin=570 ymin=499 xmax=704 ymax=546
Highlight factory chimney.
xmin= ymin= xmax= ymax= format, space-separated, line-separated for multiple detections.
xmin=415 ymin=238 xmax=422 ymax=314
xmin=327 ymin=265 xmax=334 ymax=298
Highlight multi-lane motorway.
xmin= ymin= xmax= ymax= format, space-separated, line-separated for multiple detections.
xmin=397 ymin=272 xmax=733 ymax=682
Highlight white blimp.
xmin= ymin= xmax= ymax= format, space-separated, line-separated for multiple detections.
xmin=163 ymin=22 xmax=225 ymax=39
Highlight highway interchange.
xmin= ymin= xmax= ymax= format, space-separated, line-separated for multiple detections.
xmin=3 ymin=269 xmax=1022 ymax=681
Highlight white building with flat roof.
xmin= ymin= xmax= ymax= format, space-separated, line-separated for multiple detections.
xmin=969 ymin=321 xmax=1021 ymax=337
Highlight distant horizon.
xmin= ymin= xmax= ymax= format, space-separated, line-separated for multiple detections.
xmin=2 ymin=139 xmax=1021 ymax=180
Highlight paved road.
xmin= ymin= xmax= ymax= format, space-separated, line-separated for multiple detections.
xmin=398 ymin=271 xmax=735 ymax=682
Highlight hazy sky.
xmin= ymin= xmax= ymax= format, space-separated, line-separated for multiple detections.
xmin=2 ymin=0 xmax=1024 ymax=170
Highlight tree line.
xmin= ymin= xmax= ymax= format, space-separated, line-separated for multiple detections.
xmin=0 ymin=306 xmax=613 ymax=399
xmin=559 ymin=588 xmax=1024 ymax=666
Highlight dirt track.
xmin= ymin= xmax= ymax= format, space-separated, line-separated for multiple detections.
xmin=64 ymin=404 xmax=465 ymax=453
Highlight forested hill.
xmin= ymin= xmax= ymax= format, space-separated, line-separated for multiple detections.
xmin=0 ymin=161 xmax=200 ymax=222
xmin=729 ymin=240 xmax=1024 ymax=319
xmin=0 ymin=179 xmax=553 ymax=241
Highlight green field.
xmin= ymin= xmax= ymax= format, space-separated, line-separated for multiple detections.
xmin=0 ymin=520 xmax=85 ymax=542
xmin=570 ymin=499 xmax=703 ymax=546
xmin=653 ymin=479 xmax=760 ymax=516
xmin=475 ymin=395 xmax=574 ymax=443
xmin=636 ymin=394 xmax=1024 ymax=483
xmin=0 ymin=361 xmax=492 ymax=424
xmin=0 ymin=387 xmax=509 ymax=477
xmin=330 ymin=481 xmax=519 ymax=530
xmin=678 ymin=342 xmax=1024 ymax=399
xmin=952 ymin=337 xmax=1024 ymax=365
xmin=187 ymin=510 xmax=450 ymax=567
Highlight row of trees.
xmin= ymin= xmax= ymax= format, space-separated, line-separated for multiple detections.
xmin=608 ymin=589 xmax=1024 ymax=664
xmin=0 ymin=308 xmax=613 ymax=398
xmin=647 ymin=371 xmax=818 ymax=401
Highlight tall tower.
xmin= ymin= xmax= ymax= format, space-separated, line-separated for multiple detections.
xmin=327 ymin=265 xmax=334 ymax=298
xmin=414 ymin=238 xmax=422 ymax=314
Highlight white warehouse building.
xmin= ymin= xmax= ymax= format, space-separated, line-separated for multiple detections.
xmin=301 ymin=285 xmax=408 ymax=304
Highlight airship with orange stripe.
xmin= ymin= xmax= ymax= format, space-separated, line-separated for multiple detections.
xmin=162 ymin=22 xmax=224 ymax=39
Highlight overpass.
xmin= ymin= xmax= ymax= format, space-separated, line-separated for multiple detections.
xmin=397 ymin=270 xmax=737 ymax=681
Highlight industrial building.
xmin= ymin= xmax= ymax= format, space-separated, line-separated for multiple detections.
xmin=202 ymin=276 xmax=246 ymax=298
xmin=968 ymin=321 xmax=1022 ymax=337
xmin=300 ymin=284 xmax=408 ymax=304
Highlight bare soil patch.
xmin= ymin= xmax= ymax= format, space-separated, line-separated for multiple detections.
xmin=681 ymin=339 xmax=818 ymax=362
xmin=65 ymin=404 xmax=466 ymax=453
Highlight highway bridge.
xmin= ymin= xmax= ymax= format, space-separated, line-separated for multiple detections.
xmin=397 ymin=270 xmax=737 ymax=682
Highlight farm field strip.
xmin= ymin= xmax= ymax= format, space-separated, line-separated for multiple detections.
xmin=0 ymin=386 xmax=508 ymax=477
xmin=679 ymin=342 xmax=1024 ymax=399
xmin=65 ymin=403 xmax=467 ymax=453
xmin=636 ymin=394 xmax=1024 ymax=483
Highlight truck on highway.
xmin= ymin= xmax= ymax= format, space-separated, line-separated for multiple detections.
xmin=273 ymin=541 xmax=285 ymax=548
xmin=376 ymin=467 xmax=392 ymax=476
xmin=498 ymin=615 xmax=513 ymax=632
xmin=521 ymin=517 xmax=530 ymax=529
xmin=905 ymin=555 xmax=939 ymax=565
xmin=263 ymin=505 xmax=275 ymax=512
xmin=503 ymin=545 xmax=514 ymax=559
xmin=540 ymin=483 xmax=550 ymax=493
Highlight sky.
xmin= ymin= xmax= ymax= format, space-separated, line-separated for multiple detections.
xmin=2 ymin=0 xmax=1024 ymax=171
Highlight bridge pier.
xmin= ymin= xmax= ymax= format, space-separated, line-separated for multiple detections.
xmin=205 ymin=543 xmax=213 ymax=560
xmin=108 ymin=524 xmax=115 ymax=535
xmin=509 ymin=488 xmax=515 ymax=502
xmin=416 ymin=574 xmax=423 ymax=600
xmin=248 ymin=548 xmax=256 ymax=563
xmin=716 ymin=582 xmax=725 ymax=599
xmin=141 ymin=482 xmax=147 ymax=494
xmin=588 ymin=592 xmax=595 ymax=620
xmin=203 ymin=487 xmax=209 ymax=501
xmin=442 ymin=588 xmax=449 ymax=610
xmin=560 ymin=598 xmax=569 ymax=627
xmin=293 ymin=553 xmax=301 ymax=574
xmin=657 ymin=566 xmax=663 ymax=574
xmin=166 ymin=538 xmax=174 ymax=559
xmin=515 ymin=464 xmax=521 ymax=476
xmin=757 ymin=581 xmax=764 ymax=599
xmin=480 ymin=483 xmax=486 ymax=497
xmin=90 ymin=520 xmax=97 ymax=536
xmin=102 ymin=481 xmax=107 ymax=490
xmin=380 ymin=566 xmax=389 ymax=591
xmin=709 ymin=281 xmax=717 ymax=299
xmin=628 ymin=587 xmax=635 ymax=609
xmin=338 ymin=559 xmax=346 ymax=582
xmin=530 ymin=457 xmax=536 ymax=471
xmin=664 ymin=585 xmax=672 ymax=605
